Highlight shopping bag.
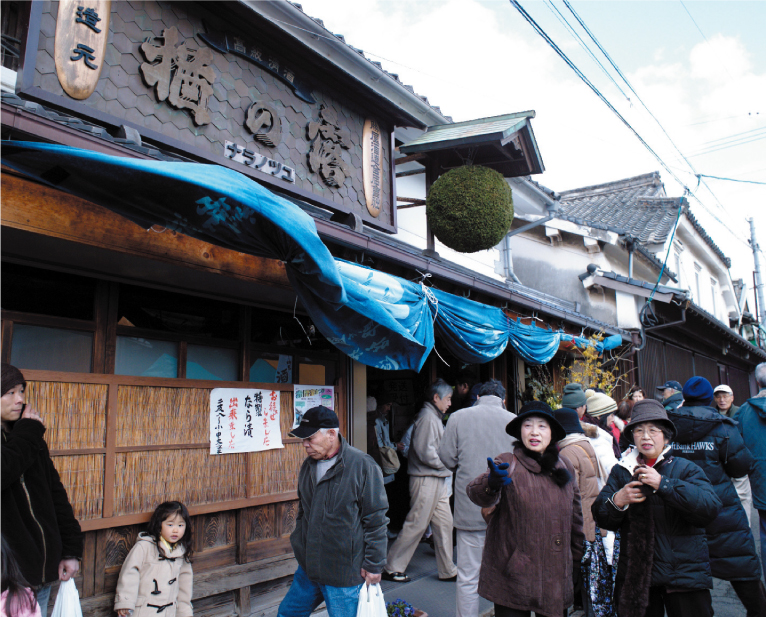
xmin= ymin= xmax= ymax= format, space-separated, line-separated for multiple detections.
xmin=378 ymin=446 xmax=401 ymax=476
xmin=51 ymin=579 xmax=83 ymax=617
xmin=356 ymin=582 xmax=387 ymax=617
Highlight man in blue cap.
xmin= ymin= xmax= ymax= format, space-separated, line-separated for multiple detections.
xmin=278 ymin=406 xmax=389 ymax=617
xmin=656 ymin=380 xmax=683 ymax=411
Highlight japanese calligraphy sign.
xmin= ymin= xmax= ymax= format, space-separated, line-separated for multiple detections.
xmin=210 ymin=388 xmax=283 ymax=454
xmin=54 ymin=0 xmax=110 ymax=99
xmin=307 ymin=105 xmax=351 ymax=188
xmin=198 ymin=29 xmax=315 ymax=104
xmin=140 ymin=27 xmax=216 ymax=126
xmin=363 ymin=119 xmax=384 ymax=218
xmin=293 ymin=385 xmax=334 ymax=430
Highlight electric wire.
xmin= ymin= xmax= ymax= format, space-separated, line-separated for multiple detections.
xmin=515 ymin=0 xmax=752 ymax=250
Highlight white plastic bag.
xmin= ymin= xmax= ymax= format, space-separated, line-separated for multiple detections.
xmin=603 ymin=530 xmax=616 ymax=565
xmin=51 ymin=579 xmax=83 ymax=617
xmin=356 ymin=583 xmax=387 ymax=617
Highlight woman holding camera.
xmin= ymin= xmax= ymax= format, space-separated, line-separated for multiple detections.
xmin=467 ymin=401 xmax=584 ymax=617
xmin=592 ymin=399 xmax=722 ymax=617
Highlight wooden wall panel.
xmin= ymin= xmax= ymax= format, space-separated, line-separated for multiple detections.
xmin=55 ymin=454 xmax=105 ymax=520
xmin=26 ymin=381 xmax=107 ymax=449
xmin=116 ymin=385 xmax=210 ymax=447
xmin=113 ymin=449 xmax=248 ymax=515
xmin=196 ymin=511 xmax=237 ymax=550
xmin=248 ymin=442 xmax=305 ymax=497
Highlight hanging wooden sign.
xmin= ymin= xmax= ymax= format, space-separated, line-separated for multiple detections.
xmin=54 ymin=0 xmax=111 ymax=100
xmin=363 ymin=119 xmax=383 ymax=217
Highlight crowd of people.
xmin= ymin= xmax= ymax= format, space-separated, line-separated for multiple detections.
xmin=4 ymin=358 xmax=766 ymax=617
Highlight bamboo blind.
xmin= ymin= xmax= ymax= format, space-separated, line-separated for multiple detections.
xmin=26 ymin=381 xmax=107 ymax=449
xmin=113 ymin=449 xmax=249 ymax=515
xmin=248 ymin=442 xmax=305 ymax=497
xmin=116 ymin=386 xmax=210 ymax=446
xmin=54 ymin=454 xmax=104 ymax=520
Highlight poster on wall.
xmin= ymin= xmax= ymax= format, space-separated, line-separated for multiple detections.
xmin=210 ymin=388 xmax=283 ymax=455
xmin=293 ymin=385 xmax=334 ymax=429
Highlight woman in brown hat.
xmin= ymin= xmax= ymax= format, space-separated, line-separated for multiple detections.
xmin=467 ymin=401 xmax=584 ymax=617
xmin=592 ymin=399 xmax=722 ymax=617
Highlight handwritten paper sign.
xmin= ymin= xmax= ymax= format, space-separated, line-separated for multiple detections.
xmin=293 ymin=385 xmax=334 ymax=429
xmin=210 ymin=388 xmax=283 ymax=454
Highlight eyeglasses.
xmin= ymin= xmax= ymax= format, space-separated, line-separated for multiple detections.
xmin=632 ymin=426 xmax=663 ymax=437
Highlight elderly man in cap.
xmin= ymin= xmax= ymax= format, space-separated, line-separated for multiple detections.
xmin=714 ymin=384 xmax=740 ymax=417
xmin=656 ymin=380 xmax=684 ymax=411
xmin=666 ymin=376 xmax=766 ymax=617
xmin=278 ymin=406 xmax=389 ymax=617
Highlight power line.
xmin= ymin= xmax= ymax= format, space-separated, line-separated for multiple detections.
xmin=696 ymin=174 xmax=766 ymax=186
xmin=543 ymin=1 xmax=632 ymax=104
xmin=508 ymin=0 xmax=691 ymax=193
xmin=509 ymin=1 xmax=752 ymax=251
xmin=687 ymin=133 xmax=766 ymax=158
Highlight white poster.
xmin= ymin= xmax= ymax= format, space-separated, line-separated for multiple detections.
xmin=293 ymin=385 xmax=335 ymax=429
xmin=210 ymin=388 xmax=283 ymax=454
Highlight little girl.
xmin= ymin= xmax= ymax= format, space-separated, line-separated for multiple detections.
xmin=2 ymin=536 xmax=41 ymax=617
xmin=115 ymin=501 xmax=194 ymax=617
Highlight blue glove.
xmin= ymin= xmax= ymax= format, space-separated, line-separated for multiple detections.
xmin=487 ymin=457 xmax=513 ymax=491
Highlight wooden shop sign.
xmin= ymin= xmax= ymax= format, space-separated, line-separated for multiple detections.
xmin=363 ymin=118 xmax=383 ymax=217
xmin=54 ymin=0 xmax=111 ymax=100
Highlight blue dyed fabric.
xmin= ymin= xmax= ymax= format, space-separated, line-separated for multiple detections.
xmin=2 ymin=141 xmax=620 ymax=371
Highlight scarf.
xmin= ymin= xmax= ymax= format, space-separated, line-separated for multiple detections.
xmin=518 ymin=443 xmax=571 ymax=487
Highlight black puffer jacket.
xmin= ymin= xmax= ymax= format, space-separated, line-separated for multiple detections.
xmin=1 ymin=419 xmax=83 ymax=586
xmin=666 ymin=404 xmax=760 ymax=581
xmin=593 ymin=451 xmax=721 ymax=592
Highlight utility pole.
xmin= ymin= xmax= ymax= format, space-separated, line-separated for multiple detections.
xmin=750 ymin=218 xmax=766 ymax=344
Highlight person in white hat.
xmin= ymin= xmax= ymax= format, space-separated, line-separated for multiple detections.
xmin=714 ymin=384 xmax=752 ymax=525
xmin=713 ymin=384 xmax=739 ymax=417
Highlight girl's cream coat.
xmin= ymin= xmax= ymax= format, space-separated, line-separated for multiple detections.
xmin=114 ymin=533 xmax=192 ymax=617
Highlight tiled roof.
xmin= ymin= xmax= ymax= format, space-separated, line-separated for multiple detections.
xmin=557 ymin=171 xmax=731 ymax=268
xmin=288 ymin=2 xmax=452 ymax=124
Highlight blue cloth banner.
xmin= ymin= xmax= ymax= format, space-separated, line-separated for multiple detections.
xmin=2 ymin=141 xmax=622 ymax=371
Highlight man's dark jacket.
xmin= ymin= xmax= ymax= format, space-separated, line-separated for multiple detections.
xmin=593 ymin=454 xmax=721 ymax=591
xmin=734 ymin=395 xmax=766 ymax=510
xmin=662 ymin=392 xmax=684 ymax=412
xmin=291 ymin=435 xmax=389 ymax=587
xmin=666 ymin=404 xmax=760 ymax=581
xmin=1 ymin=419 xmax=83 ymax=586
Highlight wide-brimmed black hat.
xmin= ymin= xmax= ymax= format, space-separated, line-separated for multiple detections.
xmin=553 ymin=407 xmax=585 ymax=435
xmin=289 ymin=405 xmax=339 ymax=439
xmin=506 ymin=401 xmax=566 ymax=443
xmin=623 ymin=399 xmax=676 ymax=445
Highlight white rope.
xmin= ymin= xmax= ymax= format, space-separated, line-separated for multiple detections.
xmin=293 ymin=296 xmax=312 ymax=346
xmin=422 ymin=283 xmax=450 ymax=367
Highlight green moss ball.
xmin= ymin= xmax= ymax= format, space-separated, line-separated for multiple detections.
xmin=426 ymin=165 xmax=514 ymax=253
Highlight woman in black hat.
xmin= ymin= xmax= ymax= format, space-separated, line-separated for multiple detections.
xmin=592 ymin=399 xmax=722 ymax=617
xmin=467 ymin=401 xmax=584 ymax=617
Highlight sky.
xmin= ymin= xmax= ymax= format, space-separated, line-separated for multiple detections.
xmin=294 ymin=0 xmax=766 ymax=313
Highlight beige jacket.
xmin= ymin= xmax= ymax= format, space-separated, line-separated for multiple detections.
xmin=558 ymin=437 xmax=601 ymax=542
xmin=114 ymin=533 xmax=193 ymax=617
xmin=407 ymin=402 xmax=451 ymax=478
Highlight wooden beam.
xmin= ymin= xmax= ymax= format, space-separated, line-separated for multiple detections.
xmin=0 ymin=173 xmax=291 ymax=290
xmin=394 ymin=153 xmax=427 ymax=166
xmin=395 ymin=168 xmax=425 ymax=178
xmin=396 ymin=202 xmax=426 ymax=209
xmin=396 ymin=197 xmax=426 ymax=206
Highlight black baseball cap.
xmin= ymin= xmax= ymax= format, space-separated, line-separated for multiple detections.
xmin=656 ymin=380 xmax=683 ymax=392
xmin=289 ymin=405 xmax=339 ymax=439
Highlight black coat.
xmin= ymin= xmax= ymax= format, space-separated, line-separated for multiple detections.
xmin=667 ymin=404 xmax=760 ymax=581
xmin=593 ymin=453 xmax=721 ymax=592
xmin=1 ymin=419 xmax=83 ymax=586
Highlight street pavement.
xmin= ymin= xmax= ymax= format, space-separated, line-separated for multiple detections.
xmin=375 ymin=509 xmax=763 ymax=617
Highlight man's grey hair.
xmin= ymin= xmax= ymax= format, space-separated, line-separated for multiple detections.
xmin=479 ymin=379 xmax=506 ymax=400
xmin=425 ymin=378 xmax=452 ymax=403
xmin=756 ymin=362 xmax=766 ymax=390
xmin=317 ymin=428 xmax=337 ymax=436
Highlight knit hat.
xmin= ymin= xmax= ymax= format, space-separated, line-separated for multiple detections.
xmin=506 ymin=401 xmax=566 ymax=443
xmin=561 ymin=383 xmax=587 ymax=408
xmin=683 ymin=376 xmax=715 ymax=407
xmin=623 ymin=399 xmax=676 ymax=445
xmin=553 ymin=407 xmax=585 ymax=435
xmin=1 ymin=363 xmax=26 ymax=396
xmin=585 ymin=390 xmax=617 ymax=417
